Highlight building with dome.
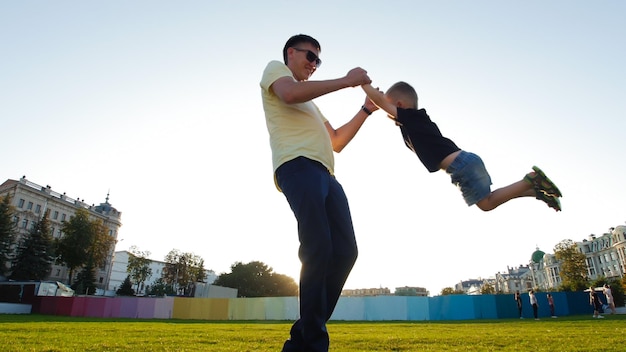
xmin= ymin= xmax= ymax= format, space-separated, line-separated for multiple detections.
xmin=527 ymin=248 xmax=561 ymax=291
xmin=0 ymin=176 xmax=122 ymax=291
xmin=491 ymin=225 xmax=626 ymax=293
xmin=524 ymin=225 xmax=626 ymax=291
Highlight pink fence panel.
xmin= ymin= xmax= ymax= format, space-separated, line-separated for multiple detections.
xmin=36 ymin=296 xmax=60 ymax=316
xmin=102 ymin=297 xmax=121 ymax=318
xmin=118 ymin=296 xmax=139 ymax=318
xmin=154 ymin=297 xmax=174 ymax=319
xmin=70 ymin=297 xmax=87 ymax=317
xmin=136 ymin=298 xmax=156 ymax=319
xmin=53 ymin=297 xmax=74 ymax=316
xmin=84 ymin=296 xmax=107 ymax=318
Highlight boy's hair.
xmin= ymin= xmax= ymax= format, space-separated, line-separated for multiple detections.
xmin=283 ymin=34 xmax=321 ymax=65
xmin=387 ymin=81 xmax=418 ymax=109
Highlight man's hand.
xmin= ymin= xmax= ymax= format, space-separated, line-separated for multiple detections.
xmin=344 ymin=67 xmax=371 ymax=87
xmin=363 ymin=96 xmax=378 ymax=114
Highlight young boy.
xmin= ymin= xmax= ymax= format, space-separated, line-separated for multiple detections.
xmin=362 ymin=81 xmax=562 ymax=211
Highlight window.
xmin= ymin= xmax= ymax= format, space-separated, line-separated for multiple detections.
xmin=27 ymin=201 xmax=33 ymax=210
xmin=56 ymin=269 xmax=61 ymax=276
xmin=35 ymin=204 xmax=41 ymax=214
xmin=13 ymin=216 xmax=19 ymax=224
xmin=18 ymin=199 xmax=25 ymax=208
xmin=50 ymin=227 xmax=55 ymax=236
xmin=587 ymin=258 xmax=595 ymax=276
xmin=53 ymin=211 xmax=59 ymax=220
xmin=99 ymin=277 xmax=104 ymax=284
xmin=61 ymin=214 xmax=66 ymax=221
xmin=21 ymin=219 xmax=28 ymax=229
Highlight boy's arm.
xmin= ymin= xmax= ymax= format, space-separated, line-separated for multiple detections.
xmin=362 ymin=84 xmax=398 ymax=117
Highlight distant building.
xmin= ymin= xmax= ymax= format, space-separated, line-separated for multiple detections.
xmin=341 ymin=287 xmax=391 ymax=297
xmin=394 ymin=286 xmax=429 ymax=297
xmin=494 ymin=265 xmax=533 ymax=294
xmin=108 ymin=250 xmax=217 ymax=296
xmin=0 ymin=176 xmax=121 ymax=291
xmin=579 ymin=227 xmax=626 ymax=279
xmin=529 ymin=225 xmax=626 ymax=290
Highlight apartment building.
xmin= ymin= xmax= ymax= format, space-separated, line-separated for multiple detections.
xmin=108 ymin=250 xmax=217 ymax=296
xmin=0 ymin=176 xmax=122 ymax=290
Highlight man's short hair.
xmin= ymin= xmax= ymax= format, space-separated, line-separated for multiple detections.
xmin=283 ymin=34 xmax=321 ymax=65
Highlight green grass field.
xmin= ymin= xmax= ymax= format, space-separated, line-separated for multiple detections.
xmin=1 ymin=314 xmax=624 ymax=351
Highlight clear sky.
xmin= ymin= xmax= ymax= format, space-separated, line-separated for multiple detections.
xmin=1 ymin=1 xmax=624 ymax=295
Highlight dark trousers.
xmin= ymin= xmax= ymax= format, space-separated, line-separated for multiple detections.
xmin=276 ymin=157 xmax=358 ymax=352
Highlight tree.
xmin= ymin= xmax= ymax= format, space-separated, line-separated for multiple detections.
xmin=147 ymin=278 xmax=175 ymax=297
xmin=55 ymin=208 xmax=115 ymax=285
xmin=440 ymin=287 xmax=465 ymax=296
xmin=10 ymin=209 xmax=54 ymax=281
xmin=161 ymin=249 xmax=207 ymax=296
xmin=213 ymin=261 xmax=298 ymax=297
xmin=72 ymin=258 xmax=97 ymax=295
xmin=554 ymin=239 xmax=589 ymax=291
xmin=116 ymin=275 xmax=135 ymax=296
xmin=127 ymin=246 xmax=153 ymax=294
xmin=56 ymin=209 xmax=93 ymax=283
xmin=89 ymin=218 xmax=116 ymax=270
xmin=480 ymin=283 xmax=495 ymax=295
xmin=0 ymin=195 xmax=17 ymax=276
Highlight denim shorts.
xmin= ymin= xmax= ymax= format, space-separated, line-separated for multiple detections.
xmin=445 ymin=151 xmax=492 ymax=206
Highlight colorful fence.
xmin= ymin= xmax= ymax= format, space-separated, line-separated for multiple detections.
xmin=29 ymin=291 xmax=595 ymax=321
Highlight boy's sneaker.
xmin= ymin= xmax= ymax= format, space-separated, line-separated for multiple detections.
xmin=528 ymin=166 xmax=562 ymax=197
xmin=535 ymin=189 xmax=562 ymax=211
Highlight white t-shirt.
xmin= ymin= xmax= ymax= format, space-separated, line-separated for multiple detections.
xmin=529 ymin=293 xmax=537 ymax=305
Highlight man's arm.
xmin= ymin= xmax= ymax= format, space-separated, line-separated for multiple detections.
xmin=362 ymin=84 xmax=398 ymax=118
xmin=272 ymin=67 xmax=371 ymax=104
xmin=324 ymin=97 xmax=378 ymax=153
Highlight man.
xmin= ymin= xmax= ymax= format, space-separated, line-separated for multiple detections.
xmin=260 ymin=34 xmax=375 ymax=352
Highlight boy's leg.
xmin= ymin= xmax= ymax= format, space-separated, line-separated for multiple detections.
xmin=477 ymin=169 xmax=561 ymax=211
xmin=476 ymin=179 xmax=535 ymax=211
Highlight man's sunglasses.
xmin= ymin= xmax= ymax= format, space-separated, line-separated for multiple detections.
xmin=292 ymin=47 xmax=322 ymax=68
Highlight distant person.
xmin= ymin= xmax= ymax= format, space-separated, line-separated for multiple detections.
xmin=361 ymin=82 xmax=562 ymax=211
xmin=514 ymin=291 xmax=523 ymax=319
xmin=529 ymin=289 xmax=539 ymax=320
xmin=589 ymin=287 xmax=605 ymax=318
xmin=603 ymin=284 xmax=616 ymax=314
xmin=547 ymin=293 xmax=557 ymax=318
xmin=261 ymin=33 xmax=375 ymax=352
